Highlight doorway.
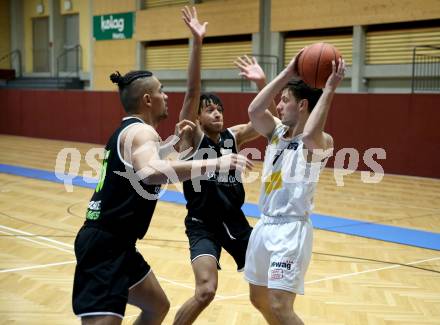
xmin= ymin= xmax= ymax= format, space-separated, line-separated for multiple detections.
xmin=32 ymin=17 xmax=50 ymax=72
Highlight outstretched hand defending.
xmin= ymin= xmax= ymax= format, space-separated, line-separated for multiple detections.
xmin=181 ymin=6 xmax=208 ymax=41
xmin=234 ymin=55 xmax=266 ymax=84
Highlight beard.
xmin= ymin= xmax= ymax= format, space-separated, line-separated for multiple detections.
xmin=210 ymin=121 xmax=223 ymax=132
xmin=201 ymin=121 xmax=223 ymax=134
xmin=158 ymin=106 xmax=168 ymax=119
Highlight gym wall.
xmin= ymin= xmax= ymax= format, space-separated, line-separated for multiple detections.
xmin=59 ymin=0 xmax=91 ymax=73
xmin=1 ymin=89 xmax=439 ymax=179
xmin=271 ymin=0 xmax=440 ymax=32
xmin=92 ymin=0 xmax=137 ymax=90
xmin=23 ymin=0 xmax=50 ymax=73
xmin=0 ymin=0 xmax=11 ymax=69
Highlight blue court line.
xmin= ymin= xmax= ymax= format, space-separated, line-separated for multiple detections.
xmin=1 ymin=163 xmax=439 ymax=251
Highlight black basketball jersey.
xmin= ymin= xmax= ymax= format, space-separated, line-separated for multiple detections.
xmin=84 ymin=117 xmax=161 ymax=240
xmin=182 ymin=129 xmax=245 ymax=223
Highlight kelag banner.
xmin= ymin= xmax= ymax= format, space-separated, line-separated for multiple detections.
xmin=93 ymin=12 xmax=134 ymax=40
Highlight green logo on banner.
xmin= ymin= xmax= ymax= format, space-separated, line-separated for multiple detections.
xmin=93 ymin=12 xmax=134 ymax=40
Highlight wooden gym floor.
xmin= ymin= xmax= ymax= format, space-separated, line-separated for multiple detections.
xmin=0 ymin=134 xmax=439 ymax=324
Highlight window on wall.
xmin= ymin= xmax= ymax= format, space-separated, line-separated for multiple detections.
xmin=61 ymin=14 xmax=80 ymax=73
xmin=144 ymin=40 xmax=188 ymax=70
xmin=365 ymin=21 xmax=440 ymax=65
xmin=284 ymin=29 xmax=353 ymax=67
xmin=32 ymin=17 xmax=50 ymax=72
xmin=144 ymin=35 xmax=252 ymax=71
xmin=201 ymin=35 xmax=252 ymax=69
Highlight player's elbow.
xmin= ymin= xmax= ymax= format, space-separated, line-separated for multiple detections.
xmin=142 ymin=177 xmax=154 ymax=185
xmin=248 ymin=102 xmax=257 ymax=115
xmin=142 ymin=162 xmax=181 ymax=185
xmin=142 ymin=172 xmax=168 ymax=185
xmin=248 ymin=103 xmax=264 ymax=120
xmin=135 ymin=164 xmax=165 ymax=185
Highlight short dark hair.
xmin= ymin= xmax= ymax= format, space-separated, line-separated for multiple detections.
xmin=198 ymin=93 xmax=224 ymax=114
xmin=284 ymin=79 xmax=323 ymax=113
xmin=110 ymin=70 xmax=154 ymax=113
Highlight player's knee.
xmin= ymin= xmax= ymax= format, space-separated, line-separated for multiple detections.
xmin=268 ymin=298 xmax=291 ymax=321
xmin=195 ymin=283 xmax=216 ymax=306
xmin=269 ymin=305 xmax=285 ymax=321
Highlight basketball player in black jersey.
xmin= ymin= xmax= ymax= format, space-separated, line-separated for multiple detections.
xmin=173 ymin=7 xmax=277 ymax=325
xmin=71 ymin=70 xmax=253 ymax=323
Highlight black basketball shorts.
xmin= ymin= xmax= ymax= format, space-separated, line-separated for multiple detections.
xmin=185 ymin=216 xmax=252 ymax=271
xmin=72 ymin=226 xmax=151 ymax=318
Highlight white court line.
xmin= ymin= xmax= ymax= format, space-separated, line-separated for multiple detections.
xmin=0 ymin=224 xmax=208 ymax=296
xmin=305 ymin=255 xmax=440 ymax=285
xmin=213 ymin=255 xmax=440 ymax=301
xmin=0 ymin=260 xmax=76 ymax=273
xmin=3 ymin=224 xmax=438 ymax=306
xmin=0 ymin=224 xmax=74 ymax=248
xmin=0 ymin=229 xmax=73 ymax=254
xmin=156 ymin=276 xmax=226 ymax=299
xmin=156 ymin=276 xmax=195 ymax=291
xmin=126 ymin=254 xmax=440 ymax=321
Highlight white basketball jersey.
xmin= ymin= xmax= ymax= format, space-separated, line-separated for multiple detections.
xmin=259 ymin=124 xmax=329 ymax=218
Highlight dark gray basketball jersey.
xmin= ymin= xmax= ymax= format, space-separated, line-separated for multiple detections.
xmin=182 ymin=129 xmax=245 ymax=224
xmin=84 ymin=117 xmax=161 ymax=240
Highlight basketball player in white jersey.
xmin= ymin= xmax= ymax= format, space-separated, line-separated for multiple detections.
xmin=244 ymin=54 xmax=346 ymax=324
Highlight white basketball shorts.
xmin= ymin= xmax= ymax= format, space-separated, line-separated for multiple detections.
xmin=244 ymin=215 xmax=313 ymax=294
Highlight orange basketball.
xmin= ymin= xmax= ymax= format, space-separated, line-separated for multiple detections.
xmin=297 ymin=42 xmax=342 ymax=89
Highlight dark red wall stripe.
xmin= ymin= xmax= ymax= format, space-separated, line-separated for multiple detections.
xmin=1 ymin=89 xmax=439 ymax=178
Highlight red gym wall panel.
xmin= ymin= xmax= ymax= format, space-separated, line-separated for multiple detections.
xmin=328 ymin=94 xmax=411 ymax=175
xmin=406 ymin=95 xmax=440 ymax=178
xmin=0 ymin=89 xmax=22 ymax=134
xmin=0 ymin=89 xmax=439 ymax=178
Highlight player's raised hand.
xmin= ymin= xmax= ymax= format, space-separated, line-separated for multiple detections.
xmin=181 ymin=6 xmax=207 ymax=41
xmin=325 ymin=58 xmax=346 ymax=91
xmin=234 ymin=55 xmax=266 ymax=84
xmin=286 ymin=48 xmax=304 ymax=77
xmin=175 ymin=119 xmax=196 ymax=139
xmin=173 ymin=119 xmax=196 ymax=152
